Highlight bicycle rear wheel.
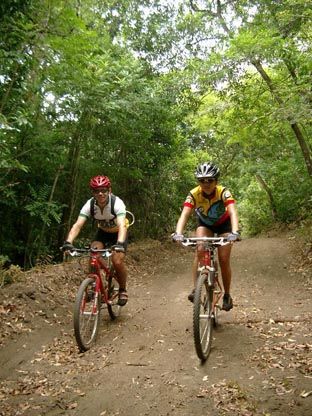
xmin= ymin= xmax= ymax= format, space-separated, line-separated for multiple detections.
xmin=107 ymin=273 xmax=120 ymax=320
xmin=73 ymin=277 xmax=101 ymax=352
xmin=193 ymin=272 xmax=214 ymax=361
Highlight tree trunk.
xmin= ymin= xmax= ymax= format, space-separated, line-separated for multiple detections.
xmin=58 ymin=131 xmax=82 ymax=244
xmin=255 ymin=174 xmax=278 ymax=220
xmin=251 ymin=59 xmax=312 ymax=177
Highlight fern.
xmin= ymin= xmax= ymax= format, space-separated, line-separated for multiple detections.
xmin=25 ymin=185 xmax=64 ymax=226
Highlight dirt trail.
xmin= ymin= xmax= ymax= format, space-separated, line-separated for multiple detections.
xmin=0 ymin=235 xmax=311 ymax=416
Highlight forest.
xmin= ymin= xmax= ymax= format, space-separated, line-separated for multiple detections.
xmin=1 ymin=0 xmax=311 ymax=269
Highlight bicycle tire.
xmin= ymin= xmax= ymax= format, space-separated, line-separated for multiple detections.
xmin=193 ymin=272 xmax=214 ymax=361
xmin=107 ymin=273 xmax=120 ymax=320
xmin=73 ymin=277 xmax=101 ymax=352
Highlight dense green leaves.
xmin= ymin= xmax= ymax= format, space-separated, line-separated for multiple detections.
xmin=0 ymin=0 xmax=311 ymax=268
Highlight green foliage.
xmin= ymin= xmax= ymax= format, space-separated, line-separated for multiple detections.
xmin=0 ymin=0 xmax=311 ymax=267
xmin=0 ymin=141 xmax=29 ymax=197
xmin=25 ymin=185 xmax=63 ymax=226
xmin=239 ymin=179 xmax=274 ymax=236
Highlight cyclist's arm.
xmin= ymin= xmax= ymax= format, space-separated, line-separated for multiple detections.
xmin=227 ymin=203 xmax=239 ymax=233
xmin=175 ymin=205 xmax=193 ymax=234
xmin=116 ymin=214 xmax=127 ymax=243
xmin=66 ymin=215 xmax=87 ymax=244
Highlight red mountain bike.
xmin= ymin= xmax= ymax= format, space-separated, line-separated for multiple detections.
xmin=67 ymin=247 xmax=120 ymax=352
xmin=182 ymin=236 xmax=230 ymax=361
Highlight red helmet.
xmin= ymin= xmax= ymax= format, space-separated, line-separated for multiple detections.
xmin=89 ymin=175 xmax=111 ymax=189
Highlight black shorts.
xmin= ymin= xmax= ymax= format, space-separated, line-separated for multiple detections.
xmin=93 ymin=228 xmax=128 ymax=250
xmin=197 ymin=218 xmax=231 ymax=235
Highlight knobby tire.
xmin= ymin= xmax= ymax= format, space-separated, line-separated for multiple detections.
xmin=193 ymin=272 xmax=214 ymax=362
xmin=73 ymin=277 xmax=101 ymax=352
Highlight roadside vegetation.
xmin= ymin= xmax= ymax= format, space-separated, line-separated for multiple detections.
xmin=1 ymin=0 xmax=311 ymax=269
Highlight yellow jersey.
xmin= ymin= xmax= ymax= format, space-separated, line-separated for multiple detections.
xmin=183 ymin=184 xmax=235 ymax=227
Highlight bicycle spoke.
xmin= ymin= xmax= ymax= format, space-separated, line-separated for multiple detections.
xmin=200 ymin=319 xmax=209 ymax=342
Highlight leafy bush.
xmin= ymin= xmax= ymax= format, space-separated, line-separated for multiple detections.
xmin=238 ymin=180 xmax=274 ymax=236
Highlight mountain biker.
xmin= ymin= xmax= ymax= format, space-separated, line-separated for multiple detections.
xmin=172 ymin=162 xmax=240 ymax=311
xmin=62 ymin=175 xmax=129 ymax=306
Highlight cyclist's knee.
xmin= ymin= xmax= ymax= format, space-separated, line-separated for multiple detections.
xmin=196 ymin=244 xmax=206 ymax=256
xmin=91 ymin=241 xmax=104 ymax=249
xmin=112 ymin=256 xmax=125 ymax=268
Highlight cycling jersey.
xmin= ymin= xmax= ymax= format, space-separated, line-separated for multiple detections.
xmin=79 ymin=194 xmax=127 ymax=233
xmin=183 ymin=184 xmax=235 ymax=227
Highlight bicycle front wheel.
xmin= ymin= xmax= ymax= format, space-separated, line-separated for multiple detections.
xmin=193 ymin=272 xmax=214 ymax=361
xmin=73 ymin=277 xmax=101 ymax=352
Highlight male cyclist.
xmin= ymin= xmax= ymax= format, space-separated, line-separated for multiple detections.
xmin=172 ymin=162 xmax=240 ymax=311
xmin=62 ymin=175 xmax=129 ymax=306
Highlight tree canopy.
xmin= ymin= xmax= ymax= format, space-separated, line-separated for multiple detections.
xmin=1 ymin=0 xmax=311 ymax=268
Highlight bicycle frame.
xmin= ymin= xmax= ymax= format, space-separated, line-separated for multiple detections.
xmin=197 ymin=241 xmax=223 ymax=306
xmin=88 ymin=250 xmax=114 ymax=304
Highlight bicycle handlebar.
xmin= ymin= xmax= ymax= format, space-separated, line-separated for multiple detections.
xmin=181 ymin=236 xmax=230 ymax=247
xmin=65 ymin=247 xmax=113 ymax=257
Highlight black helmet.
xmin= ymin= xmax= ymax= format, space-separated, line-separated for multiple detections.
xmin=195 ymin=162 xmax=220 ymax=179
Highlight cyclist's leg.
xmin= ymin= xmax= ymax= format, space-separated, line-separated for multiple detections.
xmin=112 ymin=251 xmax=128 ymax=306
xmin=217 ymin=243 xmax=232 ymax=293
xmin=112 ymin=251 xmax=127 ymax=288
xmin=91 ymin=240 xmax=104 ymax=250
xmin=109 ymin=232 xmax=129 ymax=305
xmin=91 ymin=235 xmax=105 ymax=267
xmin=91 ymin=228 xmax=106 ymax=249
xmin=218 ymin=243 xmax=233 ymax=311
xmin=216 ymin=220 xmax=234 ymax=310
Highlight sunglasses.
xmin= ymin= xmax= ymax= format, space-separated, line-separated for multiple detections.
xmin=93 ymin=188 xmax=109 ymax=194
xmin=198 ymin=178 xmax=216 ymax=184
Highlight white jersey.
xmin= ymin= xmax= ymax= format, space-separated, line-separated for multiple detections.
xmin=79 ymin=194 xmax=126 ymax=232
